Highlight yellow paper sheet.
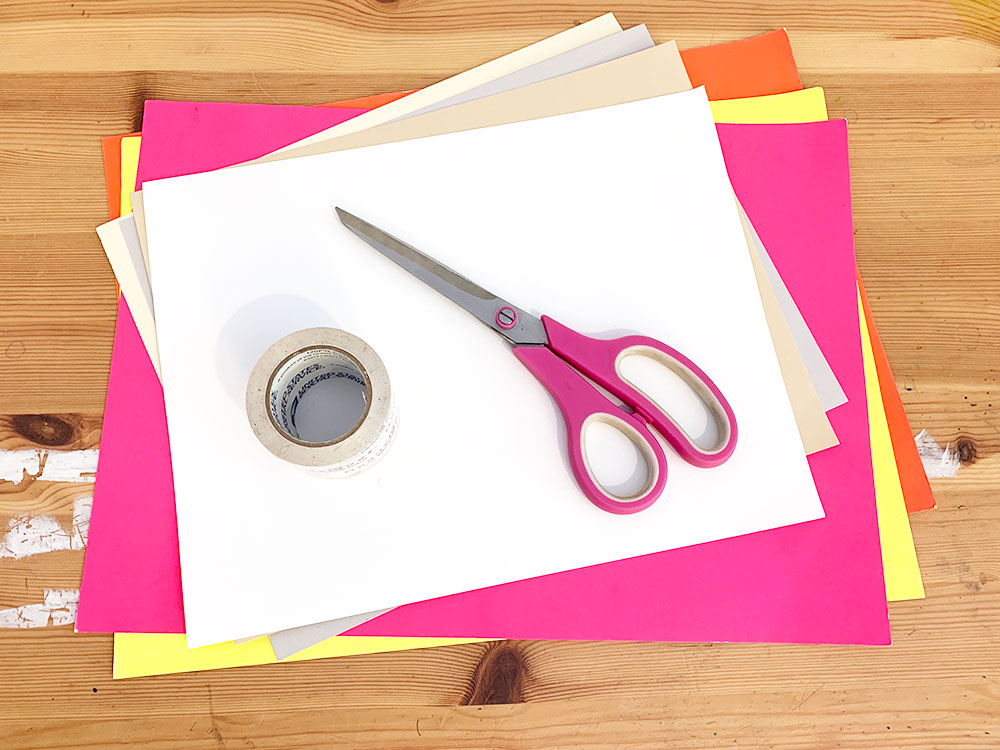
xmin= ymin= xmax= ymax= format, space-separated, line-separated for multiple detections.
xmin=710 ymin=87 xmax=827 ymax=123
xmin=119 ymin=135 xmax=141 ymax=216
xmin=713 ymin=88 xmax=924 ymax=601
xmin=113 ymin=633 xmax=486 ymax=679
xmin=859 ymin=290 xmax=925 ymax=600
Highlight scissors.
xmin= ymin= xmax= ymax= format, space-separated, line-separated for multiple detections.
xmin=336 ymin=208 xmax=738 ymax=515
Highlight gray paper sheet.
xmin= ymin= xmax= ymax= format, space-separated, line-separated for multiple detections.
xmin=396 ymin=25 xmax=655 ymax=121
xmin=121 ymin=214 xmax=153 ymax=315
xmin=741 ymin=208 xmax=848 ymax=410
xmin=269 ymin=610 xmax=393 ymax=660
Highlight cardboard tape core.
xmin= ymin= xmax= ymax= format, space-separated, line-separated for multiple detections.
xmin=267 ymin=346 xmax=371 ymax=446
xmin=247 ymin=328 xmax=397 ymax=478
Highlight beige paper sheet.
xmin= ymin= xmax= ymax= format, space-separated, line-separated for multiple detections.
xmin=742 ymin=213 xmax=836 ymax=450
xmin=245 ymin=42 xmax=691 ymax=164
xmin=115 ymin=41 xmax=834 ymax=453
xmin=98 ymin=215 xmax=160 ymax=372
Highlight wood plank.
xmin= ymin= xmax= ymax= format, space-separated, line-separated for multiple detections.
xmin=1 ymin=684 xmax=999 ymax=749
xmin=2 ymin=2 xmax=997 ymax=72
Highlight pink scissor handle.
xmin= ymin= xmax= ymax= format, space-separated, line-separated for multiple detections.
xmin=540 ymin=316 xmax=738 ymax=468
xmin=513 ymin=345 xmax=668 ymax=515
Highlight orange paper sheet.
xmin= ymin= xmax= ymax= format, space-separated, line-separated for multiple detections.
xmin=681 ymin=29 xmax=802 ymax=100
xmin=101 ymin=134 xmax=134 ymax=220
xmin=320 ymin=91 xmax=414 ymax=109
xmin=681 ymin=26 xmax=931 ymax=514
xmin=858 ymin=275 xmax=936 ymax=512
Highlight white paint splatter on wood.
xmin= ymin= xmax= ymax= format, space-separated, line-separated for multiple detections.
xmin=0 ymin=495 xmax=92 ymax=559
xmin=70 ymin=494 xmax=92 ymax=550
xmin=0 ymin=448 xmax=98 ymax=485
xmin=0 ymin=589 xmax=79 ymax=628
xmin=914 ymin=429 xmax=962 ymax=478
xmin=0 ymin=497 xmax=91 ymax=628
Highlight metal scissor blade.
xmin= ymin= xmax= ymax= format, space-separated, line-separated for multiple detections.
xmin=335 ymin=208 xmax=547 ymax=345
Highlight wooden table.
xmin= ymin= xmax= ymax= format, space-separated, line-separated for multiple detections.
xmin=1 ymin=2 xmax=998 ymax=747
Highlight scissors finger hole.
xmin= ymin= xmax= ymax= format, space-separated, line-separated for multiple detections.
xmin=581 ymin=413 xmax=661 ymax=502
xmin=617 ymin=349 xmax=725 ymax=453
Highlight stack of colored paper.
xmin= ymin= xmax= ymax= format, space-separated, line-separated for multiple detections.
xmin=78 ymin=15 xmax=936 ymax=678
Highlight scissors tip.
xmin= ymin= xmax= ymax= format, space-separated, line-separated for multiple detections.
xmin=335 ymin=207 xmax=368 ymax=234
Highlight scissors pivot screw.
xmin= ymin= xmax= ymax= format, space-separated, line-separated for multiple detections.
xmin=496 ymin=306 xmax=518 ymax=329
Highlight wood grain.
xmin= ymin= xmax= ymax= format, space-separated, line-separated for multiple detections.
xmin=1 ymin=0 xmax=999 ymax=746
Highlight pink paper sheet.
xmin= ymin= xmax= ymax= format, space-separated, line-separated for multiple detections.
xmin=134 ymin=100 xmax=368 ymax=183
xmin=80 ymin=102 xmax=890 ymax=644
xmin=77 ymin=102 xmax=367 ymax=632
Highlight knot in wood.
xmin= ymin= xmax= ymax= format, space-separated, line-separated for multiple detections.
xmin=463 ymin=642 xmax=527 ymax=705
xmin=12 ymin=414 xmax=77 ymax=446
xmin=955 ymin=436 xmax=977 ymax=464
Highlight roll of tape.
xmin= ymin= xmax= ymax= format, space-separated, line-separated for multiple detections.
xmin=246 ymin=328 xmax=397 ymax=477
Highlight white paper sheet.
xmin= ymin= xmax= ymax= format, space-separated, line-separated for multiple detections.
xmin=143 ymin=88 xmax=823 ymax=647
xmin=102 ymin=26 xmax=655 ymax=364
